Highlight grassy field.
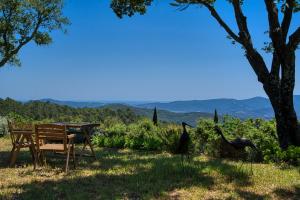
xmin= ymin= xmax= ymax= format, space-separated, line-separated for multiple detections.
xmin=0 ymin=136 xmax=299 ymax=200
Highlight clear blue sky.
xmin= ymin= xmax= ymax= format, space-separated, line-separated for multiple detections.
xmin=0 ymin=0 xmax=299 ymax=101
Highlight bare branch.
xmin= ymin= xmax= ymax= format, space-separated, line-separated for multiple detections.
xmin=264 ymin=0 xmax=286 ymax=55
xmin=231 ymin=0 xmax=270 ymax=84
xmin=287 ymin=27 xmax=300 ymax=51
xmin=201 ymin=2 xmax=242 ymax=44
xmin=232 ymin=0 xmax=252 ymax=47
xmin=281 ymin=0 xmax=294 ymax=42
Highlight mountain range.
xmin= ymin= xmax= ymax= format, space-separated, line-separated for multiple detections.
xmin=139 ymin=96 xmax=300 ymax=119
xmin=39 ymin=96 xmax=300 ymax=120
xmin=102 ymin=104 xmax=213 ymax=126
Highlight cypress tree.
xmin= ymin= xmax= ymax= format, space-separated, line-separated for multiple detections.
xmin=214 ymin=109 xmax=219 ymax=124
xmin=153 ymin=107 xmax=158 ymax=126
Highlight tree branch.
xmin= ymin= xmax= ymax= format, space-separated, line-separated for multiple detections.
xmin=231 ymin=0 xmax=270 ymax=84
xmin=0 ymin=16 xmax=42 ymax=68
xmin=281 ymin=0 xmax=294 ymax=42
xmin=264 ymin=0 xmax=286 ymax=56
xmin=287 ymin=27 xmax=300 ymax=51
xmin=232 ymin=0 xmax=252 ymax=47
xmin=201 ymin=2 xmax=242 ymax=44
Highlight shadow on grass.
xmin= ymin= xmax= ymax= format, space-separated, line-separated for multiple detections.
xmin=0 ymin=149 xmax=37 ymax=169
xmin=0 ymin=147 xmax=256 ymax=199
xmin=272 ymin=186 xmax=300 ymax=200
xmin=235 ymin=189 xmax=267 ymax=200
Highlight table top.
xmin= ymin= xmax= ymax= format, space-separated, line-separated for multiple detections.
xmin=52 ymin=122 xmax=100 ymax=128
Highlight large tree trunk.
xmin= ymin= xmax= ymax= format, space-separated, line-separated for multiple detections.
xmin=263 ymin=50 xmax=300 ymax=149
xmin=269 ymin=93 xmax=299 ymax=149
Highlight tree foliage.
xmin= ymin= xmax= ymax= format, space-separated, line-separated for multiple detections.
xmin=0 ymin=0 xmax=69 ymax=67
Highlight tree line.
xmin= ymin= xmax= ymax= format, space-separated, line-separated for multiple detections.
xmin=0 ymin=98 xmax=138 ymax=124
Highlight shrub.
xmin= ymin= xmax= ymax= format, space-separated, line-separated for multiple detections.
xmin=191 ymin=117 xmax=298 ymax=164
xmin=276 ymin=146 xmax=300 ymax=165
xmin=92 ymin=119 xmax=181 ymax=151
xmin=92 ymin=116 xmax=298 ymax=165
xmin=160 ymin=124 xmax=181 ymax=153
xmin=0 ymin=116 xmax=8 ymax=136
xmin=191 ymin=119 xmax=220 ymax=156
xmin=92 ymin=122 xmax=127 ymax=148
xmin=125 ymin=119 xmax=163 ymax=150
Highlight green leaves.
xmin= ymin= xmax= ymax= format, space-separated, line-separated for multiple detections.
xmin=33 ymin=31 xmax=52 ymax=45
xmin=0 ymin=0 xmax=69 ymax=67
xmin=110 ymin=0 xmax=153 ymax=18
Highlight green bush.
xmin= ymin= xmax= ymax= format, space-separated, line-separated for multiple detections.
xmin=92 ymin=116 xmax=298 ymax=165
xmin=160 ymin=124 xmax=181 ymax=153
xmin=92 ymin=122 xmax=127 ymax=148
xmin=125 ymin=119 xmax=163 ymax=150
xmin=276 ymin=146 xmax=300 ymax=165
xmin=93 ymin=119 xmax=181 ymax=151
xmin=0 ymin=116 xmax=8 ymax=136
xmin=190 ymin=116 xmax=278 ymax=162
xmin=191 ymin=119 xmax=220 ymax=156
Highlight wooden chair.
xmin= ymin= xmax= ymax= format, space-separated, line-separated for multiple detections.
xmin=7 ymin=121 xmax=36 ymax=168
xmin=35 ymin=124 xmax=76 ymax=173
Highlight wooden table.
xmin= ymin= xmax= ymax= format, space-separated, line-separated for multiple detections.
xmin=53 ymin=123 xmax=100 ymax=160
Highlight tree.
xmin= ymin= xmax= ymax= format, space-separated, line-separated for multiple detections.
xmin=214 ymin=109 xmax=218 ymax=124
xmin=0 ymin=0 xmax=69 ymax=67
xmin=110 ymin=0 xmax=300 ymax=149
xmin=153 ymin=107 xmax=158 ymax=126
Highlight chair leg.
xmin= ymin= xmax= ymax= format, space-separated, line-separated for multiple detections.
xmin=34 ymin=151 xmax=39 ymax=170
xmin=79 ymin=141 xmax=88 ymax=160
xmin=29 ymin=146 xmax=35 ymax=162
xmin=65 ymin=146 xmax=71 ymax=173
xmin=41 ymin=151 xmax=46 ymax=165
xmin=10 ymin=145 xmax=21 ymax=167
xmin=9 ymin=146 xmax=15 ymax=165
xmin=72 ymin=144 xmax=76 ymax=169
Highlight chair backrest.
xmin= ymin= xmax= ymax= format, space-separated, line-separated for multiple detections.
xmin=35 ymin=124 xmax=67 ymax=151
xmin=7 ymin=120 xmax=33 ymax=145
xmin=7 ymin=120 xmax=15 ymax=145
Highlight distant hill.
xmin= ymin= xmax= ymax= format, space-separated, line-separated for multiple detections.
xmin=1 ymin=98 xmax=212 ymax=126
xmin=40 ymin=98 xmax=105 ymax=108
xmin=37 ymin=96 xmax=300 ymax=120
xmin=138 ymin=96 xmax=300 ymax=119
xmin=103 ymin=104 xmax=213 ymax=126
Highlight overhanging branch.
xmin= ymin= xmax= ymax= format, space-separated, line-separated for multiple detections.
xmin=201 ymin=2 xmax=242 ymax=44
xmin=287 ymin=27 xmax=300 ymax=50
xmin=232 ymin=0 xmax=270 ymax=84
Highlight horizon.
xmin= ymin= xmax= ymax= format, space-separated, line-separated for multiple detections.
xmin=0 ymin=0 xmax=299 ymax=101
xmin=3 ymin=94 xmax=300 ymax=104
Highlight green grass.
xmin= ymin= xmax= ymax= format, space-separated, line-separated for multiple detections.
xmin=0 ymin=136 xmax=299 ymax=200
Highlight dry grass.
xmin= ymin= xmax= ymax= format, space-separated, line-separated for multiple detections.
xmin=0 ymin=136 xmax=299 ymax=200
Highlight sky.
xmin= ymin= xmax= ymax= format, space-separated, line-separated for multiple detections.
xmin=0 ymin=0 xmax=299 ymax=102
